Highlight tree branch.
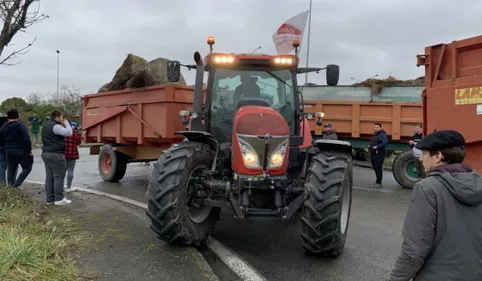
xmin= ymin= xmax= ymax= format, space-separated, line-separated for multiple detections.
xmin=0 ymin=36 xmax=35 ymax=65
xmin=0 ymin=0 xmax=48 ymax=65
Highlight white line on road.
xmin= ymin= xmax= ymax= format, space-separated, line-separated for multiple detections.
xmin=205 ymin=237 xmax=268 ymax=281
xmin=353 ymin=186 xmax=395 ymax=194
xmin=25 ymin=180 xmax=267 ymax=281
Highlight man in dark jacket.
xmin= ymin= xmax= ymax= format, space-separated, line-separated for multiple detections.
xmin=322 ymin=123 xmax=338 ymax=140
xmin=0 ymin=113 xmax=7 ymax=185
xmin=368 ymin=122 xmax=388 ymax=188
xmin=387 ymin=130 xmax=482 ymax=281
xmin=0 ymin=109 xmax=33 ymax=187
xmin=41 ymin=110 xmax=73 ymax=205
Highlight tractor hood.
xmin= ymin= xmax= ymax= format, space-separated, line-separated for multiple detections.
xmin=231 ymin=106 xmax=290 ymax=175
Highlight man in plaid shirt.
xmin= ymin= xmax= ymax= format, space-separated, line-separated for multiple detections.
xmin=64 ymin=121 xmax=82 ymax=193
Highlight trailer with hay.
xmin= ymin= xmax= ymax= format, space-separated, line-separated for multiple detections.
xmin=82 ymin=54 xmax=193 ymax=182
xmin=301 ymin=78 xmax=424 ymax=189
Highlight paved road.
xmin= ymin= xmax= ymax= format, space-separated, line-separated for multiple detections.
xmin=27 ymin=148 xmax=412 ymax=281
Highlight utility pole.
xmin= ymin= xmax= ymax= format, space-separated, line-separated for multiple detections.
xmin=56 ymin=50 xmax=60 ymax=95
xmin=304 ymin=0 xmax=312 ymax=85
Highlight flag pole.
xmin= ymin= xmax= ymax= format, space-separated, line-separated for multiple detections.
xmin=304 ymin=0 xmax=312 ymax=85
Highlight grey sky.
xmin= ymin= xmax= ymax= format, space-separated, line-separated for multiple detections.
xmin=1 ymin=0 xmax=481 ymax=101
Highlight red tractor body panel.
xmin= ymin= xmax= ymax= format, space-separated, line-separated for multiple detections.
xmin=231 ymin=106 xmax=290 ymax=176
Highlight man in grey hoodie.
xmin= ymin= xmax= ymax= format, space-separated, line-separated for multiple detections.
xmin=387 ymin=130 xmax=482 ymax=281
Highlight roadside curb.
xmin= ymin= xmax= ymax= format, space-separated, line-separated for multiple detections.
xmin=353 ymin=160 xmax=393 ymax=172
xmin=25 ymin=180 xmax=266 ymax=281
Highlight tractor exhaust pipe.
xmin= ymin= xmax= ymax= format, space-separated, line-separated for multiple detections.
xmin=191 ymin=51 xmax=205 ymax=131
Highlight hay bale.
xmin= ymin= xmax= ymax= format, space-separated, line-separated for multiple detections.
xmin=98 ymin=82 xmax=111 ymax=93
xmin=353 ymin=75 xmax=425 ymax=95
xmin=108 ymin=54 xmax=148 ymax=91
xmin=128 ymin=57 xmax=186 ymax=88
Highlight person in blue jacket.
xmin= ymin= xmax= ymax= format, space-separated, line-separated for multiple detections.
xmin=368 ymin=122 xmax=388 ymax=188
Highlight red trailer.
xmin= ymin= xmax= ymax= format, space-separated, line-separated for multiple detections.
xmin=82 ymin=85 xmax=194 ymax=182
xmin=417 ymin=35 xmax=482 ymax=173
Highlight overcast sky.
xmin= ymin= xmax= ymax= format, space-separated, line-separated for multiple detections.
xmin=0 ymin=0 xmax=481 ymax=101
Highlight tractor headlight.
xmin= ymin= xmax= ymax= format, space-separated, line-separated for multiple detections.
xmin=238 ymin=139 xmax=261 ymax=168
xmin=268 ymin=140 xmax=288 ymax=168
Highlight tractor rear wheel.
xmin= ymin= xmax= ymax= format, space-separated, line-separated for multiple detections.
xmin=301 ymin=150 xmax=353 ymax=257
xmin=145 ymin=141 xmax=220 ymax=246
xmin=392 ymin=150 xmax=419 ymax=189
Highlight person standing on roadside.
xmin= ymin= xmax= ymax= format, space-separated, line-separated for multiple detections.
xmin=0 ymin=113 xmax=7 ymax=185
xmin=64 ymin=121 xmax=81 ymax=193
xmin=409 ymin=124 xmax=425 ymax=179
xmin=29 ymin=115 xmax=41 ymax=147
xmin=41 ymin=110 xmax=73 ymax=205
xmin=368 ymin=122 xmax=388 ymax=188
xmin=387 ymin=130 xmax=482 ymax=281
xmin=0 ymin=109 xmax=34 ymax=187
xmin=322 ymin=123 xmax=338 ymax=140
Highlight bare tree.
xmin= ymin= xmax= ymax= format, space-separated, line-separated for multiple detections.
xmin=0 ymin=0 xmax=48 ymax=65
xmin=50 ymin=85 xmax=83 ymax=117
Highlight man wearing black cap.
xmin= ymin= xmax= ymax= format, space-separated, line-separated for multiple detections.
xmin=322 ymin=123 xmax=338 ymax=140
xmin=387 ymin=130 xmax=482 ymax=281
xmin=0 ymin=109 xmax=33 ymax=187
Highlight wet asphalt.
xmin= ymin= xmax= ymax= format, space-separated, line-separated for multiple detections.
xmin=27 ymin=147 xmax=412 ymax=281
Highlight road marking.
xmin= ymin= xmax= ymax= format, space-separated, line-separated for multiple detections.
xmin=353 ymin=186 xmax=395 ymax=194
xmin=25 ymin=180 xmax=268 ymax=281
xmin=205 ymin=237 xmax=267 ymax=281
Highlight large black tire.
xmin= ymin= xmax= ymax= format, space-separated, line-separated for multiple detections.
xmin=145 ymin=142 xmax=220 ymax=246
xmin=98 ymin=144 xmax=129 ymax=182
xmin=392 ymin=150 xmax=419 ymax=189
xmin=301 ymin=150 xmax=353 ymax=257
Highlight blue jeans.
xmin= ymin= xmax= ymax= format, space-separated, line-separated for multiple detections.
xmin=0 ymin=152 xmax=6 ymax=185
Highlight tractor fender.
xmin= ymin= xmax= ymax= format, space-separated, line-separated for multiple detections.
xmin=175 ymin=131 xmax=219 ymax=171
xmin=312 ymin=139 xmax=353 ymax=157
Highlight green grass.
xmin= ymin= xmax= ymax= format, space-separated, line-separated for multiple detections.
xmin=0 ymin=188 xmax=82 ymax=281
xmin=383 ymin=153 xmax=398 ymax=169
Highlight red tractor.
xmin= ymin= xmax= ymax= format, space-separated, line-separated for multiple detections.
xmin=146 ymin=37 xmax=353 ymax=257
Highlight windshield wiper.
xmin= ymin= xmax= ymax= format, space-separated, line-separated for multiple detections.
xmin=266 ymin=70 xmax=292 ymax=88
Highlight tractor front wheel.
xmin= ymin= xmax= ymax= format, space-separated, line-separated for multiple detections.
xmin=301 ymin=150 xmax=353 ymax=257
xmin=145 ymin=142 xmax=220 ymax=246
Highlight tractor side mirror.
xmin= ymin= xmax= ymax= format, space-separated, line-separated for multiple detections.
xmin=326 ymin=64 xmax=340 ymax=86
xmin=167 ymin=61 xmax=181 ymax=82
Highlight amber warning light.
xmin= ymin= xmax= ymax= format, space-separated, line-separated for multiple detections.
xmin=207 ymin=36 xmax=215 ymax=46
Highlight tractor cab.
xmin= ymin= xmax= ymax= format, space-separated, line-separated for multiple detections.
xmin=205 ymin=52 xmax=299 ymax=144
xmin=168 ymin=37 xmax=339 ymax=150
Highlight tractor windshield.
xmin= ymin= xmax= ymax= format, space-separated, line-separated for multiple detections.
xmin=209 ymin=68 xmax=295 ymax=143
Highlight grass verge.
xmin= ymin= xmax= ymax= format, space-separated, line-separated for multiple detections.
xmin=0 ymin=188 xmax=83 ymax=281
xmin=383 ymin=153 xmax=398 ymax=169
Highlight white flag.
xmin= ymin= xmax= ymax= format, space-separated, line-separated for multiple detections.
xmin=272 ymin=10 xmax=309 ymax=54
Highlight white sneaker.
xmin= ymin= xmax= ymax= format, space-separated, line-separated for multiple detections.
xmin=54 ymin=198 xmax=72 ymax=205
xmin=64 ymin=187 xmax=77 ymax=193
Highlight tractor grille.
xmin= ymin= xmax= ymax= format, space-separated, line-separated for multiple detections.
xmin=237 ymin=134 xmax=289 ymax=168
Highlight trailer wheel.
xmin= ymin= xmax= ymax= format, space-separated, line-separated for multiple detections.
xmin=98 ymin=144 xmax=128 ymax=182
xmin=392 ymin=151 xmax=419 ymax=189
xmin=145 ymin=141 xmax=220 ymax=246
xmin=301 ymin=150 xmax=353 ymax=257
